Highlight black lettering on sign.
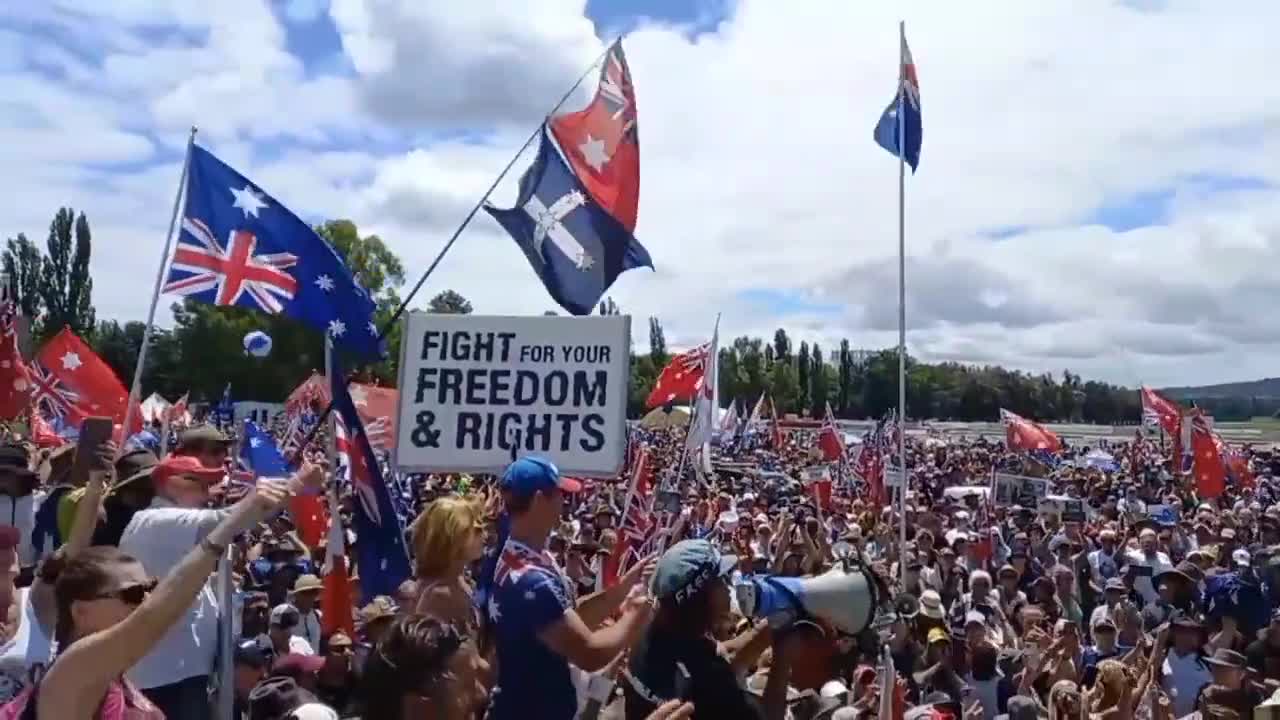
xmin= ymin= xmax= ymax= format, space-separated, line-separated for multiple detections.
xmin=421 ymin=330 xmax=444 ymax=360
xmin=465 ymin=368 xmax=488 ymax=405
xmin=526 ymin=413 xmax=553 ymax=451
xmin=439 ymin=368 xmax=463 ymax=404
xmin=498 ymin=413 xmax=522 ymax=453
xmin=519 ymin=344 xmax=555 ymax=363
xmin=560 ymin=345 xmax=612 ymax=363
xmin=411 ymin=411 xmax=441 ymax=448
xmin=456 ymin=413 xmax=482 ymax=449
xmin=514 ymin=371 xmax=539 ymax=406
xmin=414 ymin=367 xmax=438 ymax=404
xmin=472 ymin=332 xmax=494 ymax=361
xmin=572 ymin=370 xmax=607 ymax=406
xmin=544 ymin=371 xmax=568 ymax=405
xmin=497 ymin=332 xmax=516 ymax=362
xmin=488 ymin=370 xmax=511 ymax=405
xmin=581 ymin=414 xmax=605 ymax=452
xmin=555 ymin=413 xmax=578 ymax=451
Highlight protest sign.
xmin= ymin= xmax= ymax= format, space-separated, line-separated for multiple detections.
xmin=234 ymin=402 xmax=285 ymax=429
xmin=993 ymin=472 xmax=1049 ymax=506
xmin=395 ymin=313 xmax=630 ymax=476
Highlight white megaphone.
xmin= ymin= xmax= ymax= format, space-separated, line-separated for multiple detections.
xmin=734 ymin=564 xmax=886 ymax=636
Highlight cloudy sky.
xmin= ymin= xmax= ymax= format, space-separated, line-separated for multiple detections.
xmin=1 ymin=0 xmax=1277 ymax=389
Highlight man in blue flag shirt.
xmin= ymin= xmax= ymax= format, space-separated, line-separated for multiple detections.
xmin=487 ymin=456 xmax=656 ymax=720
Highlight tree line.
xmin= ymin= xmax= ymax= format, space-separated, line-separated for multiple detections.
xmin=3 ymin=210 xmax=1265 ymax=423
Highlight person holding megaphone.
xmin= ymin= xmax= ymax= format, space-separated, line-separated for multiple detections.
xmin=623 ymin=539 xmax=789 ymax=720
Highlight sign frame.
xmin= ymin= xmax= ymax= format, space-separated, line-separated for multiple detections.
xmin=392 ymin=312 xmax=632 ymax=478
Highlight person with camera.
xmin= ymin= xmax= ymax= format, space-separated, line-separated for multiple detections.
xmin=624 ymin=539 xmax=791 ymax=720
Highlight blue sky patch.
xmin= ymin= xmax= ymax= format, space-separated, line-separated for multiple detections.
xmin=1086 ymin=174 xmax=1271 ymax=232
xmin=738 ymin=288 xmax=842 ymax=316
xmin=586 ymin=0 xmax=733 ymax=38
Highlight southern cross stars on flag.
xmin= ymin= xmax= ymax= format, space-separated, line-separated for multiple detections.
xmin=163 ymin=146 xmax=382 ymax=359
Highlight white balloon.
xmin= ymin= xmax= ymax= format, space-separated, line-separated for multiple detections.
xmin=243 ymin=330 xmax=273 ymax=358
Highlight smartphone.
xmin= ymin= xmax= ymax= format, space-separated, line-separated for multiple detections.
xmin=74 ymin=416 xmax=114 ymax=477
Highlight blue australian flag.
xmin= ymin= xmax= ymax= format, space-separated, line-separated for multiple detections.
xmin=164 ymin=145 xmax=383 ymax=358
xmin=484 ymin=127 xmax=653 ymax=315
xmin=872 ymin=29 xmax=922 ymax=172
xmin=240 ymin=420 xmax=291 ymax=477
xmin=329 ymin=344 xmax=410 ymax=601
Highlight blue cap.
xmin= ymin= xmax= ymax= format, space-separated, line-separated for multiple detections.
xmin=653 ymin=539 xmax=738 ymax=605
xmin=500 ymin=456 xmax=582 ymax=496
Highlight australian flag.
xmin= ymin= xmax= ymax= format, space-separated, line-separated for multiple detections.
xmin=240 ymin=419 xmax=290 ymax=477
xmin=164 ymin=145 xmax=382 ymax=358
xmin=485 ymin=127 xmax=653 ymax=316
xmin=873 ymin=27 xmax=922 ymax=172
xmin=329 ymin=344 xmax=410 ymax=601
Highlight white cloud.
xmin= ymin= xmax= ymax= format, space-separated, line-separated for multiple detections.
xmin=1 ymin=0 xmax=1278 ymax=390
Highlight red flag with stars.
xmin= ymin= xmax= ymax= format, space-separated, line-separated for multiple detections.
xmin=549 ymin=39 xmax=640 ymax=231
xmin=1190 ymin=412 xmax=1225 ymax=499
xmin=33 ymin=327 xmax=136 ymax=434
xmin=0 ymin=293 xmax=31 ymax=421
xmin=999 ymin=408 xmax=1061 ymax=453
xmin=645 ymin=343 xmax=710 ymax=409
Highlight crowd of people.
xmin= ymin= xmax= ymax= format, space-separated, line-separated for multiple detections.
xmin=0 ymin=410 xmax=1275 ymax=720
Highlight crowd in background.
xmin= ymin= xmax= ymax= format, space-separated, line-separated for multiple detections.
xmin=0 ymin=410 xmax=1275 ymax=720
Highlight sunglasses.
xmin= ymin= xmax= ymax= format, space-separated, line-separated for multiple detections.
xmin=94 ymin=578 xmax=158 ymax=605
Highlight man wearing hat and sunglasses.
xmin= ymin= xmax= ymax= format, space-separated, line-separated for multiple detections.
xmin=117 ymin=451 xmax=238 ymax=719
xmin=486 ymin=456 xmax=655 ymax=720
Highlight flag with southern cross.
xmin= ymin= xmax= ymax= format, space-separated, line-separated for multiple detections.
xmin=873 ymin=28 xmax=922 ymax=172
xmin=484 ymin=127 xmax=653 ymax=316
xmin=549 ymin=39 xmax=640 ymax=231
xmin=163 ymin=145 xmax=382 ymax=358
xmin=329 ymin=343 xmax=410 ymax=600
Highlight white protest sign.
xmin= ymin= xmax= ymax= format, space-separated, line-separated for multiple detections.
xmin=395 ymin=313 xmax=631 ymax=476
xmin=234 ymin=402 xmax=285 ymax=429
xmin=993 ymin=473 xmax=1050 ymax=506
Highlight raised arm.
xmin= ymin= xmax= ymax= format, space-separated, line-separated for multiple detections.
xmin=38 ymin=465 xmax=321 ymax=719
xmin=538 ymin=587 xmax=653 ymax=672
xmin=31 ymin=442 xmax=115 ymax=631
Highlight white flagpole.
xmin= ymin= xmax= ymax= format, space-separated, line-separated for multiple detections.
xmin=325 ymin=336 xmax=337 ymax=473
xmin=895 ymin=21 xmax=909 ymax=586
xmin=120 ymin=126 xmax=196 ymax=454
xmin=216 ymin=544 xmax=234 ymax=720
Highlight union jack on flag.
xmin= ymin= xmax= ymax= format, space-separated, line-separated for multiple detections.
xmin=29 ymin=362 xmax=79 ymax=418
xmin=163 ymin=218 xmax=298 ymax=313
xmin=164 ymin=145 xmax=383 ymax=358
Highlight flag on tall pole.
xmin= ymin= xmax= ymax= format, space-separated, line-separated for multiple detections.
xmin=686 ymin=317 xmax=719 ymax=451
xmin=872 ymin=22 xmax=922 ymax=586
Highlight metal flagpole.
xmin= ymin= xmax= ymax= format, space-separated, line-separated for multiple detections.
xmin=895 ymin=21 xmax=909 ymax=587
xmin=216 ymin=545 xmax=234 ymax=720
xmin=325 ymin=336 xmax=337 ymax=471
xmin=293 ymin=39 xmax=619 ymax=457
xmin=120 ymin=127 xmax=196 ymax=455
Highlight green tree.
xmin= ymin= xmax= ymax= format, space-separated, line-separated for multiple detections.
xmin=598 ymin=297 xmax=620 ymax=316
xmin=772 ymin=329 xmax=791 ymax=365
xmin=2 ymin=234 xmax=43 ymax=322
xmin=796 ymin=340 xmax=811 ymax=414
xmin=837 ymin=340 xmax=853 ymax=417
xmin=39 ymin=208 xmax=95 ymax=340
xmin=427 ymin=290 xmax=473 ymax=315
xmin=648 ymin=317 xmax=668 ymax=368
xmin=91 ymin=320 xmax=183 ymax=400
xmin=768 ymin=360 xmax=801 ymax=414
xmin=810 ymin=343 xmax=828 ymax=417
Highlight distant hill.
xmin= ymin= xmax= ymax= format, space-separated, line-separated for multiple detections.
xmin=1162 ymin=377 xmax=1280 ymax=400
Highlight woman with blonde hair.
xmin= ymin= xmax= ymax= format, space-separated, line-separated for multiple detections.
xmin=411 ymin=496 xmax=487 ymax=632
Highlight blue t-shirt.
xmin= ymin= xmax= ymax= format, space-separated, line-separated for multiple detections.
xmin=487 ymin=539 xmax=578 ymax=720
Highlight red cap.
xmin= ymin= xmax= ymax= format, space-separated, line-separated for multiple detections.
xmin=152 ymin=455 xmax=225 ymax=486
xmin=271 ymin=653 xmax=325 ymax=678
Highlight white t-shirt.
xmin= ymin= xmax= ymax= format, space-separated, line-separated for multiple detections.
xmin=287 ymin=634 xmax=316 ymax=656
xmin=119 ymin=499 xmax=230 ymax=689
xmin=0 ymin=493 xmax=42 ymax=567
xmin=1123 ymin=548 xmax=1172 ymax=605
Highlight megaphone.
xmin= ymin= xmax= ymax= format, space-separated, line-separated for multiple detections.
xmin=735 ymin=564 xmax=887 ymax=636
